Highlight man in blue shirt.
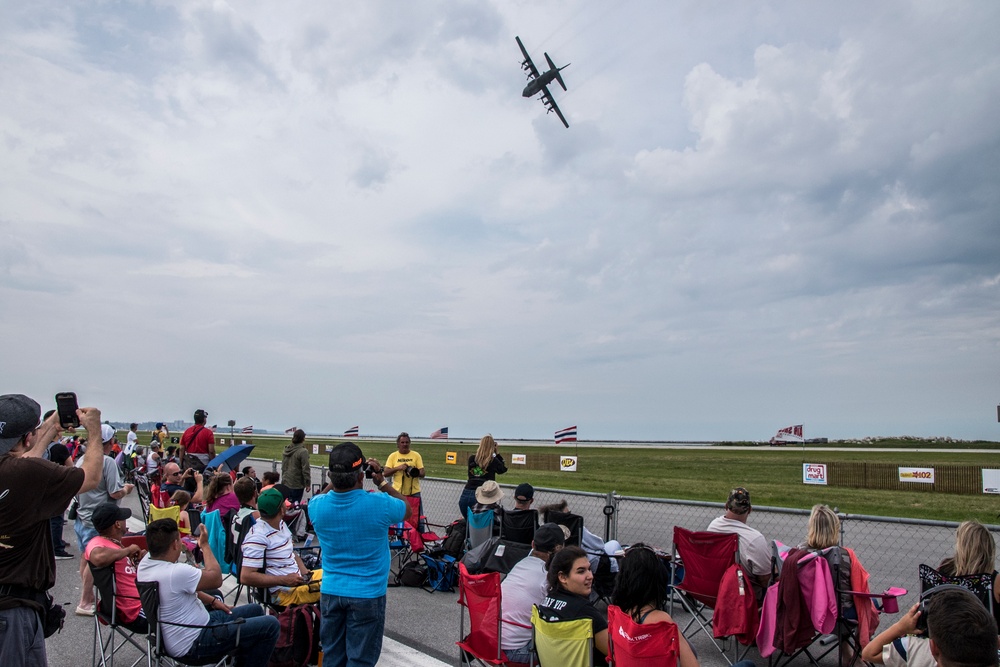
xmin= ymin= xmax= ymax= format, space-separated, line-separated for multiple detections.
xmin=309 ymin=442 xmax=409 ymax=667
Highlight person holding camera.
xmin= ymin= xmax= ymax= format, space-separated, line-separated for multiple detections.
xmin=382 ymin=432 xmax=425 ymax=498
xmin=458 ymin=434 xmax=507 ymax=519
xmin=0 ymin=395 xmax=107 ymax=667
xmin=160 ymin=462 xmax=204 ymax=504
xmin=309 ymin=442 xmax=409 ymax=667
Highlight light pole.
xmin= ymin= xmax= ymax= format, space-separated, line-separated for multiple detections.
xmin=228 ymin=419 xmax=236 ymax=446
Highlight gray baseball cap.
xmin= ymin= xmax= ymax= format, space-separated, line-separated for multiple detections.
xmin=0 ymin=394 xmax=42 ymax=456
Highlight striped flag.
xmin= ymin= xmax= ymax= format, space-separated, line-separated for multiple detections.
xmin=430 ymin=427 xmax=449 ymax=440
xmin=555 ymin=425 xmax=577 ymax=444
xmin=284 ymin=427 xmax=298 ymax=434
xmin=770 ymin=424 xmax=804 ymax=444
xmin=241 ymin=426 xmax=253 ymax=434
xmin=344 ymin=426 xmax=359 ymax=438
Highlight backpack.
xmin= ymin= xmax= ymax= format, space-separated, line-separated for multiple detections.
xmin=397 ymin=561 xmax=428 ymax=587
xmin=421 ymin=553 xmax=458 ymax=593
xmin=441 ymin=519 xmax=466 ymax=558
xmin=268 ymin=604 xmax=321 ymax=667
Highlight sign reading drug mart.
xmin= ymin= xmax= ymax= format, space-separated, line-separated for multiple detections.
xmin=898 ymin=467 xmax=935 ymax=484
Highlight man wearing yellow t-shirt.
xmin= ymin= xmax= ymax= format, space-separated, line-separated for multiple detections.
xmin=383 ymin=432 xmax=424 ymax=498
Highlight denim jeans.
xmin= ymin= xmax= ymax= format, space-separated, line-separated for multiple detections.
xmin=0 ymin=606 xmax=47 ymax=667
xmin=504 ymin=644 xmax=533 ymax=664
xmin=319 ymin=594 xmax=386 ymax=667
xmin=74 ymin=518 xmax=99 ymax=552
xmin=179 ymin=605 xmax=279 ymax=667
xmin=458 ymin=488 xmax=477 ymax=521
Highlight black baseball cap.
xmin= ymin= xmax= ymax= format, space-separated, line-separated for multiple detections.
xmin=533 ymin=523 xmax=565 ymax=552
xmin=0 ymin=394 xmax=41 ymax=456
xmin=514 ymin=483 xmax=534 ymax=501
xmin=92 ymin=503 xmax=132 ymax=532
xmin=329 ymin=442 xmax=365 ymax=473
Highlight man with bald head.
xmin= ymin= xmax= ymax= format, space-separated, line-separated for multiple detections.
xmin=160 ymin=461 xmax=203 ymax=504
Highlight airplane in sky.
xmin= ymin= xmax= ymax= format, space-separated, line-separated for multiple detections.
xmin=516 ymin=36 xmax=570 ymax=128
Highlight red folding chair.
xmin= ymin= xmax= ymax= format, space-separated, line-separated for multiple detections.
xmin=607 ymin=604 xmax=680 ymax=667
xmin=456 ymin=563 xmax=529 ymax=667
xmin=405 ymin=496 xmax=444 ymax=553
xmin=669 ymin=526 xmax=749 ymax=665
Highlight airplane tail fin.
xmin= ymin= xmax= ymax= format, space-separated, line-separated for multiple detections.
xmin=544 ymin=53 xmax=569 ymax=91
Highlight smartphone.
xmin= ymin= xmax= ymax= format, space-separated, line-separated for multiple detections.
xmin=55 ymin=392 xmax=80 ymax=429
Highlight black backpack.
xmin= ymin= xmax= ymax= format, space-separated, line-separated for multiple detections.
xmin=441 ymin=519 xmax=466 ymax=558
xmin=268 ymin=604 xmax=320 ymax=667
xmin=397 ymin=561 xmax=428 ymax=587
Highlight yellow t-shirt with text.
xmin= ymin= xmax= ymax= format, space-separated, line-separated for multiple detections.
xmin=385 ymin=451 xmax=424 ymax=495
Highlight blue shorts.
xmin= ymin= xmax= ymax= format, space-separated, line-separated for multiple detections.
xmin=75 ymin=519 xmax=99 ymax=553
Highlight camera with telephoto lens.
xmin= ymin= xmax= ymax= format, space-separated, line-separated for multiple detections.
xmin=406 ymin=465 xmax=420 ymax=478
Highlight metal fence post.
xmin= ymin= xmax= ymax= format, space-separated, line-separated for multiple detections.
xmin=603 ymin=490 xmax=618 ymax=542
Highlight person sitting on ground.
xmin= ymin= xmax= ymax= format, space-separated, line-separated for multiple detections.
xmin=160 ymin=463 xmax=203 ymax=503
xmin=136 ymin=518 xmax=279 ymax=666
xmin=459 ymin=434 xmax=507 ymax=519
xmin=204 ymin=472 xmax=240 ymax=515
xmin=240 ymin=488 xmax=321 ymax=606
xmin=85 ymin=503 xmax=147 ymax=631
xmin=705 ymin=487 xmax=771 ymax=589
xmin=936 ymin=519 xmax=1000 ymax=629
xmin=611 ymin=543 xmax=700 ymax=667
xmin=500 ymin=523 xmax=565 ymax=663
xmin=862 ymin=586 xmax=999 ymax=667
xmin=537 ymin=545 xmax=610 ymax=664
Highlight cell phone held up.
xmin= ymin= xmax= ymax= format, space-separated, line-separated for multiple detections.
xmin=55 ymin=392 xmax=80 ymax=429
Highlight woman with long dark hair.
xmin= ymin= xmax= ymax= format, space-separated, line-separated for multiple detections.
xmin=537 ymin=546 xmax=609 ymax=664
xmin=610 ymin=544 xmax=700 ymax=666
xmin=458 ymin=434 xmax=506 ymax=518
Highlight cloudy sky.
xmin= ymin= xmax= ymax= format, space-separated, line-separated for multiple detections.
xmin=3 ymin=1 xmax=998 ymax=441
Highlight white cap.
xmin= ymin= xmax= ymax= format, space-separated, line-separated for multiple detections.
xmin=101 ymin=424 xmax=117 ymax=443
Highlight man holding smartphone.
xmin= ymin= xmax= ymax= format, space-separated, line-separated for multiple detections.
xmin=0 ymin=394 xmax=107 ymax=667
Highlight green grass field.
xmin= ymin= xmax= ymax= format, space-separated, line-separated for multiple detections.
xmin=157 ymin=433 xmax=1000 ymax=524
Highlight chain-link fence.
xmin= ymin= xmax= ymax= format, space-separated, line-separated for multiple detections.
xmin=248 ymin=457 xmax=1000 ymax=623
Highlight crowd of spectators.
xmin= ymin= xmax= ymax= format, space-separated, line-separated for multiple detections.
xmin=2 ymin=397 xmax=998 ymax=667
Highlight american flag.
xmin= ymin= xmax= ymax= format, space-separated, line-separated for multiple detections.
xmin=554 ymin=425 xmax=577 ymax=444
xmin=241 ymin=426 xmax=253 ymax=434
xmin=344 ymin=426 xmax=359 ymax=438
xmin=284 ymin=427 xmax=298 ymax=434
xmin=430 ymin=427 xmax=448 ymax=440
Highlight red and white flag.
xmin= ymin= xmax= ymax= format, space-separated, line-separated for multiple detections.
xmin=430 ymin=427 xmax=448 ymax=440
xmin=555 ymin=425 xmax=577 ymax=444
xmin=770 ymin=424 xmax=803 ymax=444
xmin=241 ymin=426 xmax=254 ymax=434
xmin=284 ymin=427 xmax=298 ymax=434
xmin=344 ymin=426 xmax=359 ymax=438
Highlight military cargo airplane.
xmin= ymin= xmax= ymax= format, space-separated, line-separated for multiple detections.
xmin=516 ymin=36 xmax=570 ymax=128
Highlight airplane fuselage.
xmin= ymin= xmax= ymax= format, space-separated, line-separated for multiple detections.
xmin=522 ymin=70 xmax=559 ymax=98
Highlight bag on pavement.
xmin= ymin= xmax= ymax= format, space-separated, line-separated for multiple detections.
xmin=268 ymin=603 xmax=320 ymax=667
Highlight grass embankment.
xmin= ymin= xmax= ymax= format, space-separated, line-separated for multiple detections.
xmin=179 ymin=434 xmax=1000 ymax=524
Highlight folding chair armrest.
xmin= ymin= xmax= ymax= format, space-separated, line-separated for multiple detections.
xmin=841 ymin=587 xmax=908 ymax=613
xmin=158 ymin=616 xmax=246 ymax=630
xmin=502 ymin=619 xmax=533 ymax=630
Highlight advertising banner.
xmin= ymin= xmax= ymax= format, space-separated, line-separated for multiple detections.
xmin=898 ymin=467 xmax=935 ymax=484
xmin=445 ymin=451 xmax=457 ymax=465
xmin=511 ymin=454 xmax=526 ymax=465
xmin=312 ymin=444 xmax=319 ymax=455
xmin=983 ymin=469 xmax=1000 ymax=494
xmin=803 ymin=463 xmax=828 ymax=485
xmin=560 ymin=456 xmax=578 ymax=472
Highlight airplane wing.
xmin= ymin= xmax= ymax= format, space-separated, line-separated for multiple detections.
xmin=516 ymin=36 xmax=540 ymax=79
xmin=540 ymin=87 xmax=569 ymax=128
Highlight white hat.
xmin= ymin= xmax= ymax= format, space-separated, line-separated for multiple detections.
xmin=475 ymin=480 xmax=504 ymax=504
xmin=101 ymin=424 xmax=117 ymax=443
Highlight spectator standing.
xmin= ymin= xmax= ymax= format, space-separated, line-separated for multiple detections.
xmin=75 ymin=424 xmax=134 ymax=616
xmin=136 ymin=518 xmax=279 ymax=666
xmin=0 ymin=395 xmax=106 ymax=667
xmin=179 ymin=409 xmax=215 ymax=472
xmin=309 ymin=443 xmax=409 ymax=667
xmin=383 ymin=432 xmax=425 ymax=499
xmin=84 ymin=503 xmax=147 ymax=630
xmin=459 ymin=434 xmax=507 ymax=519
xmin=42 ymin=422 xmax=76 ymax=560
xmin=125 ymin=423 xmax=138 ymax=455
xmin=500 ymin=523 xmax=565 ymax=663
xmin=280 ymin=429 xmax=311 ymax=503
xmin=705 ymin=487 xmax=770 ymax=588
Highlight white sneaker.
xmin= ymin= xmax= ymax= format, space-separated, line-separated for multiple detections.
xmin=75 ymin=604 xmax=95 ymax=616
